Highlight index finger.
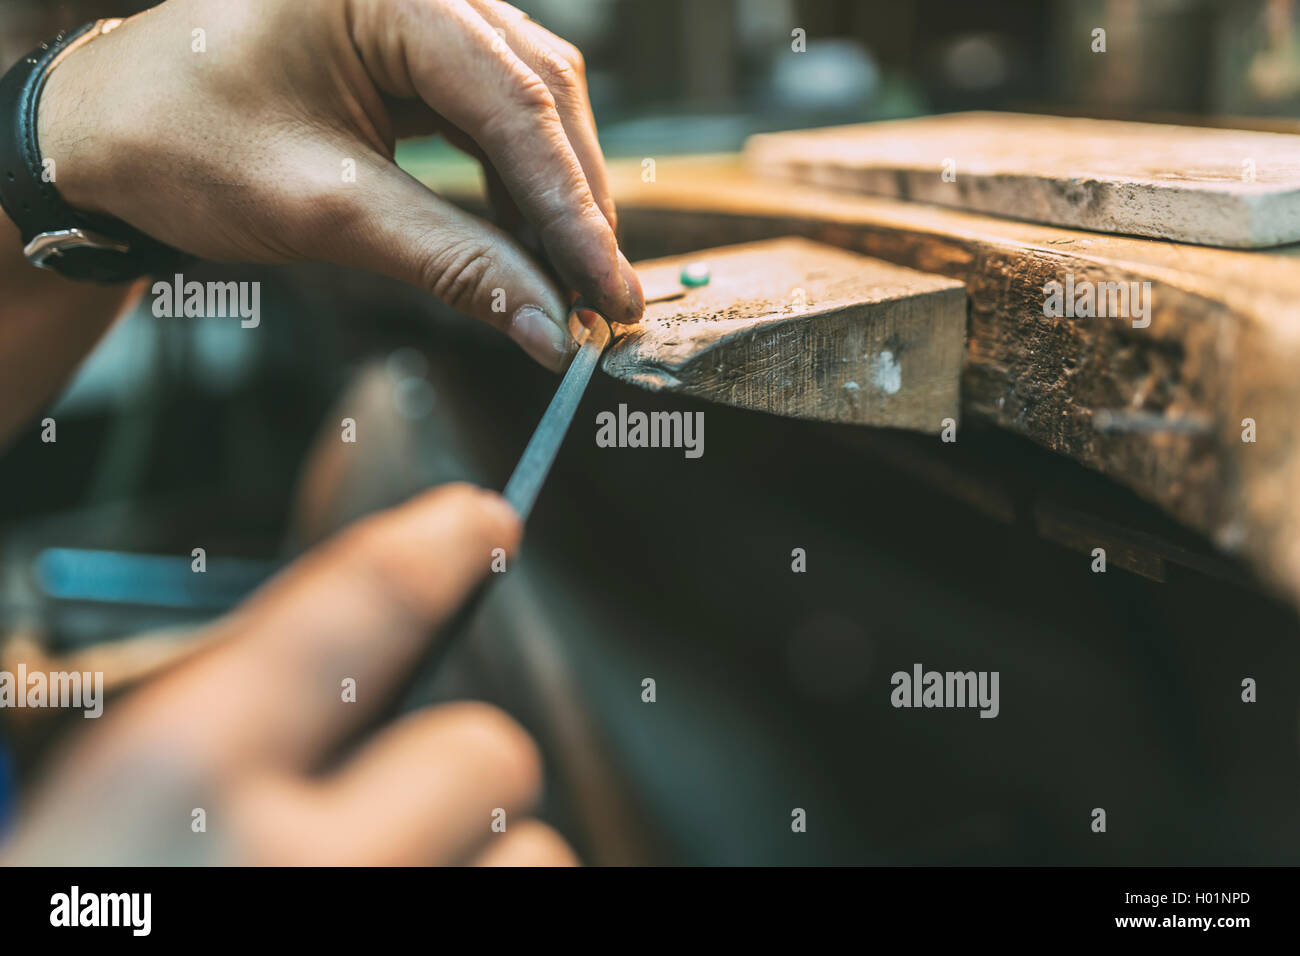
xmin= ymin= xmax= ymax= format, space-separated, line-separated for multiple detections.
xmin=383 ymin=0 xmax=642 ymax=322
xmin=468 ymin=1 xmax=617 ymax=230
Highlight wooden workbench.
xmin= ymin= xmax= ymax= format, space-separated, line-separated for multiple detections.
xmin=417 ymin=153 xmax=1300 ymax=610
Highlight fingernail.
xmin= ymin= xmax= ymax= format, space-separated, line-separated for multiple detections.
xmin=619 ymin=250 xmax=644 ymax=321
xmin=508 ymin=305 xmax=574 ymax=372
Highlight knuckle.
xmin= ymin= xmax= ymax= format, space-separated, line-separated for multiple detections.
xmin=558 ymin=40 xmax=586 ymax=79
xmin=480 ymin=63 xmax=559 ymax=135
xmin=512 ymin=67 xmax=560 ymax=114
xmin=535 ymin=45 xmax=582 ymax=94
xmin=464 ymin=54 xmax=558 ymax=145
xmin=417 ymin=236 xmax=497 ymax=313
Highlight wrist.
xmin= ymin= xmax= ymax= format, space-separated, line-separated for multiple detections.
xmin=3 ymin=18 xmax=189 ymax=282
xmin=35 ymin=23 xmax=124 ymax=218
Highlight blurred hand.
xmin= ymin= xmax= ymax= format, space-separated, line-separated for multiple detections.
xmin=1 ymin=484 xmax=576 ymax=866
xmin=37 ymin=0 xmax=643 ymax=370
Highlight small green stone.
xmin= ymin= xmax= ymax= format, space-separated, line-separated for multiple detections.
xmin=680 ymin=261 xmax=711 ymax=287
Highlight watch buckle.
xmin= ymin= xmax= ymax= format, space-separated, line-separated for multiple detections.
xmin=24 ymin=228 xmax=131 ymax=269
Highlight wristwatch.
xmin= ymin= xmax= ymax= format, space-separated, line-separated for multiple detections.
xmin=0 ymin=19 xmax=190 ymax=283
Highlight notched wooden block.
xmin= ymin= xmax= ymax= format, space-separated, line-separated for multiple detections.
xmin=604 ymin=237 xmax=966 ymax=433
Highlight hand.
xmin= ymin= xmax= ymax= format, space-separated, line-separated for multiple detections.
xmin=1 ymin=484 xmax=576 ymax=865
xmin=36 ymin=0 xmax=644 ymax=371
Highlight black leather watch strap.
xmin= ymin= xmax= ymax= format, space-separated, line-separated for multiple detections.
xmin=0 ymin=20 xmax=191 ymax=283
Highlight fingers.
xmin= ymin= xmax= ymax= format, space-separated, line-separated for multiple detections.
xmin=326 ymin=159 xmax=576 ymax=370
xmin=467 ymin=0 xmax=617 ymax=232
xmin=364 ymin=0 xmax=643 ymax=323
xmin=249 ymin=703 xmax=547 ymax=865
xmin=140 ymin=484 xmax=522 ymax=772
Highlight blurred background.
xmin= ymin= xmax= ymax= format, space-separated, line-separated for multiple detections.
xmin=2 ymin=0 xmax=1299 ymax=864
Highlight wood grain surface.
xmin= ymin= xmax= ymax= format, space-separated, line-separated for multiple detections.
xmin=605 ymin=238 xmax=967 ymax=431
xmin=745 ymin=113 xmax=1300 ymax=248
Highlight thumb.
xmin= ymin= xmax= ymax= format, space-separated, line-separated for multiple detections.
xmin=116 ymin=483 xmax=524 ymax=773
xmin=323 ymin=160 xmax=575 ymax=371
